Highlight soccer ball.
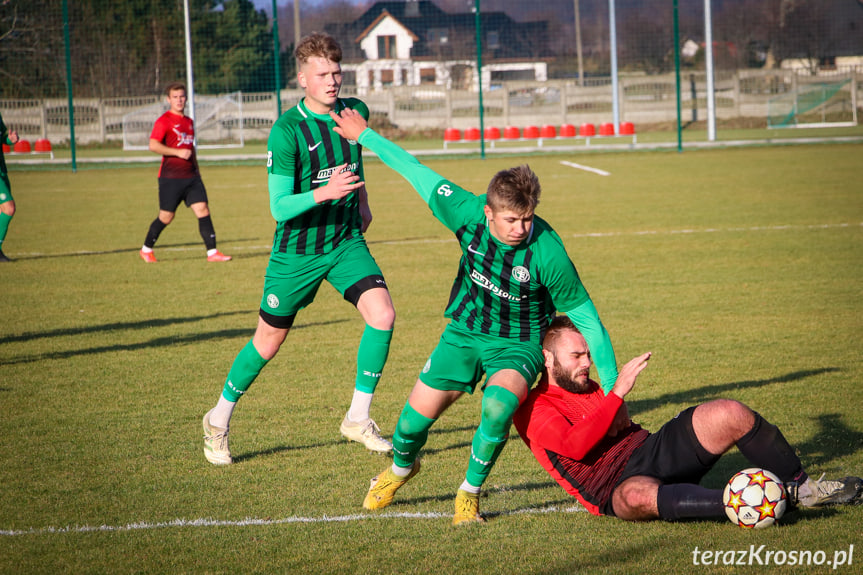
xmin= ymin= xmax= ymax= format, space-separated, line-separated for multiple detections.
xmin=723 ymin=468 xmax=787 ymax=529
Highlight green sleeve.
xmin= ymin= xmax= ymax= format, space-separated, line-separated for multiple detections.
xmin=357 ymin=128 xmax=445 ymax=204
xmin=565 ymin=299 xmax=618 ymax=393
xmin=268 ymin=173 xmax=318 ymax=221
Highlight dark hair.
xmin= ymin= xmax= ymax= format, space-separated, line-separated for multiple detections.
xmin=165 ymin=82 xmax=186 ymax=96
xmin=542 ymin=315 xmax=582 ymax=353
xmin=486 ymin=164 xmax=541 ymax=215
xmin=295 ymin=33 xmax=342 ymax=66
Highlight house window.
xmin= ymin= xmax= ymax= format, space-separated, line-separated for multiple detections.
xmin=487 ymin=31 xmax=500 ymax=50
xmin=381 ymin=69 xmax=394 ymax=86
xmin=429 ymin=28 xmax=448 ymax=45
xmin=420 ymin=68 xmax=436 ymax=84
xmin=378 ymin=35 xmax=396 ymax=59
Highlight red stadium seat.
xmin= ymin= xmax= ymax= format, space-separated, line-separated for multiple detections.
xmin=523 ymin=126 xmax=540 ymax=139
xmin=599 ymin=123 xmax=615 ymax=136
xmin=560 ymin=124 xmax=576 ymax=138
xmin=579 ymin=123 xmax=596 ymax=137
xmin=619 ymin=121 xmax=635 ymax=135
xmin=540 ymin=125 xmax=556 ymax=138
xmin=503 ymin=126 xmax=520 ymax=140
xmin=34 ymin=139 xmax=53 ymax=153
xmin=464 ymin=127 xmax=481 ymax=141
xmin=444 ymin=128 xmax=461 ymax=142
xmin=13 ymin=140 xmax=31 ymax=153
xmin=484 ymin=126 xmax=501 ymax=141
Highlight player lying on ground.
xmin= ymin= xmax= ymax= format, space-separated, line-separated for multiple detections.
xmin=512 ymin=316 xmax=863 ymax=520
xmin=332 ymin=108 xmax=619 ymax=525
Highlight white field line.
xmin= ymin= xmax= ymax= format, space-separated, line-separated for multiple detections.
xmin=12 ymin=223 xmax=860 ymax=258
xmin=560 ymin=160 xmax=611 ymax=176
xmin=0 ymin=505 xmax=586 ymax=537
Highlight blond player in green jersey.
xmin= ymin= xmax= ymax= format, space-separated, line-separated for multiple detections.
xmin=202 ymin=34 xmax=395 ymax=464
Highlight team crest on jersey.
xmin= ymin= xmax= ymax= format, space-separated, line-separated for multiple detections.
xmin=0 ymin=193 xmax=6 ymax=201
xmin=267 ymin=294 xmax=280 ymax=309
xmin=512 ymin=266 xmax=531 ymax=282
xmin=422 ymin=358 xmax=431 ymax=373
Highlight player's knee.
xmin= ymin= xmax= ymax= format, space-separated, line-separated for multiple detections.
xmin=481 ymin=387 xmax=520 ymax=440
xmin=373 ymin=304 xmax=396 ymax=330
xmin=613 ymin=479 xmax=659 ymax=521
xmin=714 ymin=398 xmax=755 ymax=436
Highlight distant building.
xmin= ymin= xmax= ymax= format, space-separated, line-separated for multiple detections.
xmin=325 ymin=0 xmax=550 ymax=93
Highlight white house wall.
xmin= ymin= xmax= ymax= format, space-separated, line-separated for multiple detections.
xmin=359 ymin=17 xmax=415 ymax=60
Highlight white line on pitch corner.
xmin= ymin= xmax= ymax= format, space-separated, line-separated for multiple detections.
xmin=560 ymin=160 xmax=610 ymax=176
xmin=0 ymin=505 xmax=587 ymax=537
xmin=572 ymin=222 xmax=861 ymax=239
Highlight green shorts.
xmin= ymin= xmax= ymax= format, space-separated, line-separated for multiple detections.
xmin=418 ymin=324 xmax=543 ymax=394
xmin=0 ymin=173 xmax=12 ymax=203
xmin=260 ymin=236 xmax=387 ymax=327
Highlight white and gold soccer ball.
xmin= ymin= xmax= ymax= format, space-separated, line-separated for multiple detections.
xmin=723 ymin=468 xmax=788 ymax=528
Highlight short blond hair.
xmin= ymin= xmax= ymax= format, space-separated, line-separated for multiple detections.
xmin=486 ymin=164 xmax=541 ymax=215
xmin=295 ymin=33 xmax=342 ymax=67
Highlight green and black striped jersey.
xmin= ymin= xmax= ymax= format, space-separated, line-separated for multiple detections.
xmin=267 ymin=98 xmax=368 ymax=255
xmin=429 ymin=182 xmax=590 ymax=343
xmin=0 ymin=113 xmax=10 ymax=177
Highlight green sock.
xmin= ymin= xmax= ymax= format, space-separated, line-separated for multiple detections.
xmin=355 ymin=325 xmax=393 ymax=393
xmin=392 ymin=401 xmax=436 ymax=468
xmin=221 ymin=340 xmax=269 ymax=402
xmin=0 ymin=212 xmax=12 ymax=247
xmin=465 ymin=385 xmax=520 ymax=488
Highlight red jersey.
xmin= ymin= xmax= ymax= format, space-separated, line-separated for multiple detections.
xmin=151 ymin=111 xmax=198 ymax=178
xmin=513 ymin=378 xmax=648 ymax=515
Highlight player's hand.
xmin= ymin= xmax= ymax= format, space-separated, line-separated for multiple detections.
xmin=314 ymin=164 xmax=364 ymax=203
xmin=330 ymin=108 xmax=368 ymax=141
xmin=174 ymin=148 xmax=193 ymax=160
xmin=607 ymin=403 xmax=631 ymax=437
xmin=611 ymin=352 xmax=651 ymax=400
xmin=8 ymin=130 xmax=19 ymax=145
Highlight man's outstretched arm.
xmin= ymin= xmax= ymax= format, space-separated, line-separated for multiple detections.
xmin=331 ymin=108 xmax=443 ymax=204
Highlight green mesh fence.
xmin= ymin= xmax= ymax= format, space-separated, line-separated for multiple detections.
xmin=0 ymin=0 xmax=860 ymax=148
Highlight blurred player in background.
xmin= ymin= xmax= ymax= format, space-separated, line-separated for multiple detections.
xmin=139 ymin=82 xmax=231 ymax=263
xmin=202 ymin=33 xmax=395 ymax=464
xmin=331 ymin=107 xmax=619 ymax=525
xmin=0 ymin=111 xmax=20 ymax=262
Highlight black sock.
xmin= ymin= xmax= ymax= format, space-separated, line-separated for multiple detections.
xmin=736 ymin=412 xmax=807 ymax=485
xmin=198 ymin=215 xmax=216 ymax=251
xmin=657 ymin=484 xmax=725 ymax=520
xmin=144 ymin=218 xmax=167 ymax=248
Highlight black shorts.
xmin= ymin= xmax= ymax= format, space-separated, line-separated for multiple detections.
xmin=158 ymin=177 xmax=208 ymax=212
xmin=602 ymin=406 xmax=720 ymax=516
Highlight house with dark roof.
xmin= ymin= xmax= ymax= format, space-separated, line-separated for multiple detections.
xmin=324 ymin=0 xmax=550 ymax=93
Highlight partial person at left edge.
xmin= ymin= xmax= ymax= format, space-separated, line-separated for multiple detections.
xmin=139 ymin=82 xmax=231 ymax=263
xmin=0 ymin=111 xmax=20 ymax=263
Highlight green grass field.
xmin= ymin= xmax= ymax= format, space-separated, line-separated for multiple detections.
xmin=1 ymin=143 xmax=861 ymax=574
